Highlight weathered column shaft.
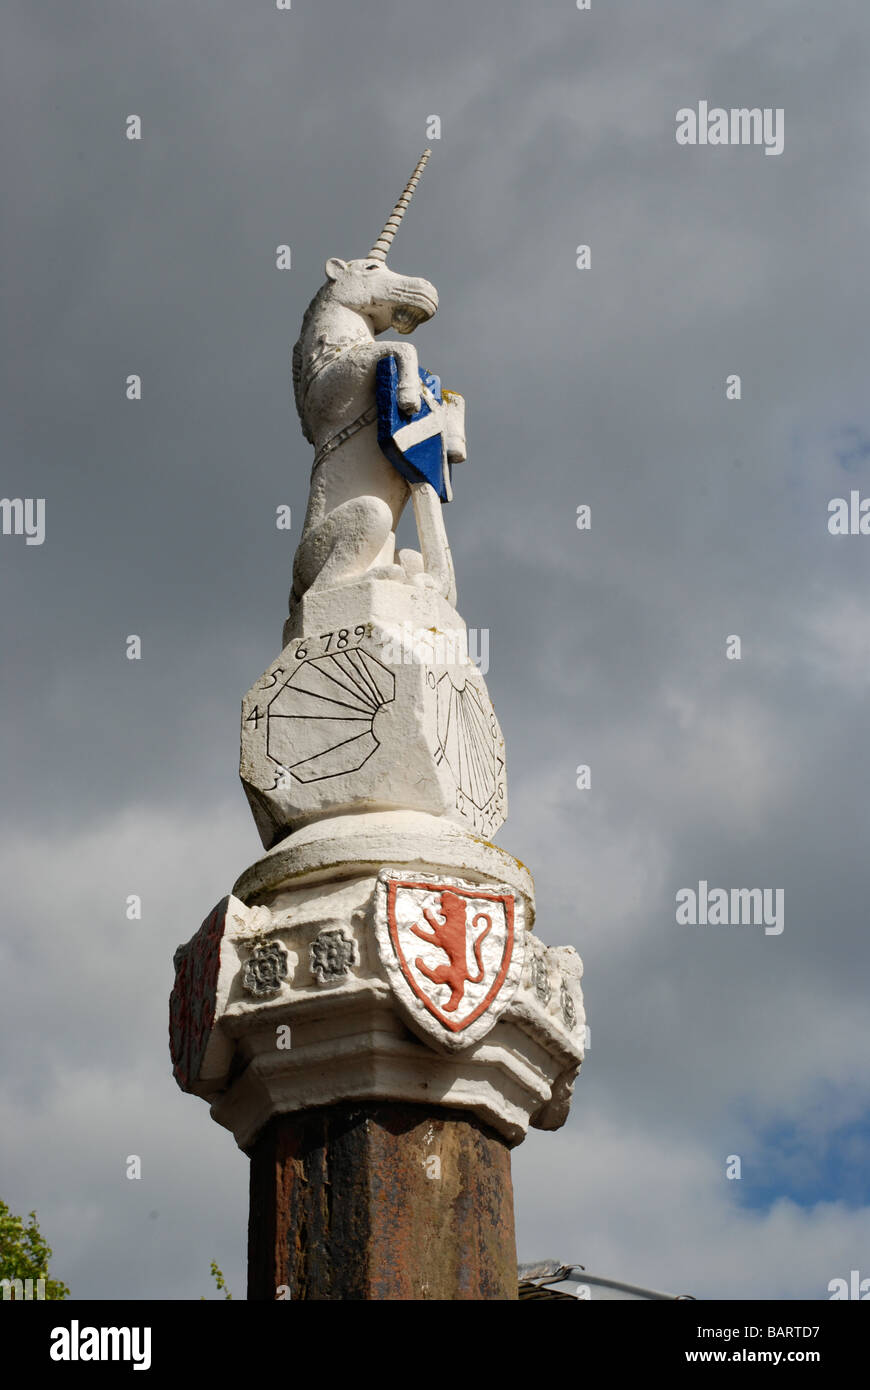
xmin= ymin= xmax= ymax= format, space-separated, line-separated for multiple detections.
xmin=247 ymin=1102 xmax=517 ymax=1301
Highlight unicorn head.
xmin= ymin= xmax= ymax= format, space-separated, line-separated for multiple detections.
xmin=322 ymin=149 xmax=438 ymax=334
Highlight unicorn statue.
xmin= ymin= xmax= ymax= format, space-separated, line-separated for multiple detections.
xmin=291 ymin=149 xmax=466 ymax=609
xmin=170 ymin=148 xmax=587 ymax=1244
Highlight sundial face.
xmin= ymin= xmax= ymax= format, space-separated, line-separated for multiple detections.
xmin=265 ymin=645 xmax=396 ymax=784
xmin=240 ymin=604 xmax=508 ymax=847
xmin=430 ymin=667 xmax=506 ymax=841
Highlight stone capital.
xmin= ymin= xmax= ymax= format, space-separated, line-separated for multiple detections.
xmin=170 ymin=816 xmax=585 ymax=1149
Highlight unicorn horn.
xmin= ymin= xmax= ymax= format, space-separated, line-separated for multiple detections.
xmin=368 ymin=148 xmax=432 ymax=262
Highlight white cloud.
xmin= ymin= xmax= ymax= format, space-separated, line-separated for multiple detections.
xmin=514 ymin=1114 xmax=870 ymax=1300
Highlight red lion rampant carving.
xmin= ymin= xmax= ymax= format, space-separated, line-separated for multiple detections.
xmin=411 ymin=889 xmax=493 ymax=1011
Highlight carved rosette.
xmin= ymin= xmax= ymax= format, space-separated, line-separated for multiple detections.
xmin=242 ymin=941 xmax=289 ymax=998
xmin=310 ymin=926 xmax=358 ymax=984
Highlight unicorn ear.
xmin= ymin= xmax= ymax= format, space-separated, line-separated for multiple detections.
xmin=324 ymin=257 xmax=347 ymax=281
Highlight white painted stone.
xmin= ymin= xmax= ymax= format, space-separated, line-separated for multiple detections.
xmin=241 ymin=578 xmax=506 ymax=847
xmin=291 ymin=149 xmax=466 ymax=606
xmin=171 ymin=148 xmax=586 ymax=1151
xmin=232 ymin=809 xmax=533 ymax=906
xmin=171 ymin=879 xmax=584 ymax=1149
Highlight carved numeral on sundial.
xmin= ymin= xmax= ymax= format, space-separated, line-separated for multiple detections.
xmin=246 ymin=707 xmax=263 ymax=729
xmin=259 ymin=667 xmax=285 ymax=690
xmin=318 ymin=625 xmax=367 ymax=653
xmin=457 ymin=789 xmax=477 ymax=828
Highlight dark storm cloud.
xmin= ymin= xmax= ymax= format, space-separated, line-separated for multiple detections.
xmin=2 ymin=0 xmax=869 ymax=1298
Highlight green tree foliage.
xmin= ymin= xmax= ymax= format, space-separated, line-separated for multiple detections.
xmin=0 ymin=1200 xmax=70 ymax=1300
xmin=200 ymin=1259 xmax=233 ymax=1300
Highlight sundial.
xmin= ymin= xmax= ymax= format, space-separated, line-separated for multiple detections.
xmin=240 ymin=598 xmax=508 ymax=846
xmin=264 ymin=644 xmax=396 ymax=784
xmin=432 ymin=668 xmax=505 ymax=838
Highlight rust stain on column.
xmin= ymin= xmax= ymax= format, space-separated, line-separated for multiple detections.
xmin=247 ymin=1101 xmax=517 ymax=1301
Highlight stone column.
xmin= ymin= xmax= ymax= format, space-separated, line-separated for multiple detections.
xmin=169 ymin=152 xmax=586 ymax=1299
xmin=169 ymin=583 xmax=585 ymax=1299
xmin=247 ymin=1103 xmax=516 ymax=1301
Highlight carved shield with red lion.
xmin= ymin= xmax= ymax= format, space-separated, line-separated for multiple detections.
xmin=374 ymin=870 xmax=526 ymax=1051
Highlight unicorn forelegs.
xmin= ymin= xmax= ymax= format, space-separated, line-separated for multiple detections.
xmin=373 ymin=341 xmax=420 ymax=415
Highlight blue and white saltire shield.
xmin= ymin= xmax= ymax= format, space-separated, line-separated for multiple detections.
xmin=375 ymin=356 xmax=453 ymax=502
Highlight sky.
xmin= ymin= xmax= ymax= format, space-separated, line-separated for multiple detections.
xmin=2 ymin=0 xmax=869 ymax=1300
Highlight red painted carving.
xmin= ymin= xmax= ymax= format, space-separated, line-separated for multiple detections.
xmin=410 ymin=891 xmax=493 ymax=1011
xmin=169 ymin=897 xmax=229 ymax=1091
xmin=387 ymin=880 xmax=514 ymax=1034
